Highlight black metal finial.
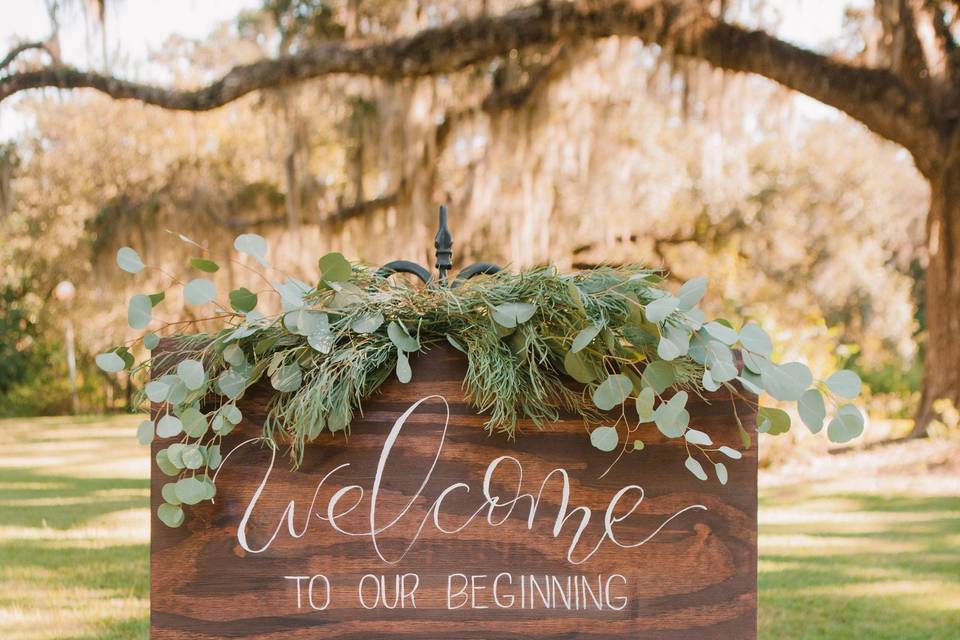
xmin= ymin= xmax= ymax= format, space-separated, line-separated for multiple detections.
xmin=434 ymin=205 xmax=453 ymax=285
xmin=376 ymin=204 xmax=501 ymax=286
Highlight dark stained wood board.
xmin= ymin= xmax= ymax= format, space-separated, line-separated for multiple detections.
xmin=151 ymin=345 xmax=758 ymax=639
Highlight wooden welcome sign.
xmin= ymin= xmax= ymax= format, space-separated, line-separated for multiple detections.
xmin=151 ymin=346 xmax=758 ymax=639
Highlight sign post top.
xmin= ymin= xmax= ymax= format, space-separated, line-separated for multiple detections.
xmin=376 ymin=204 xmax=502 ymax=286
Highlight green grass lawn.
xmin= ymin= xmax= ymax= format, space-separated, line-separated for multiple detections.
xmin=1 ymin=415 xmax=958 ymax=638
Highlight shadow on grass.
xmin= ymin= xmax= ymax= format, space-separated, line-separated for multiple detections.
xmin=761 ymin=488 xmax=960 ymax=514
xmin=759 ymin=493 xmax=960 ymax=640
xmin=0 ymin=466 xmax=148 ymax=530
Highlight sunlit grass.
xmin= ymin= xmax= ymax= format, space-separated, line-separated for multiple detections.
xmin=0 ymin=415 xmax=957 ymax=638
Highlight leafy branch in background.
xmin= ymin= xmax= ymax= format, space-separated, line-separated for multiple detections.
xmin=97 ymin=233 xmax=864 ymax=528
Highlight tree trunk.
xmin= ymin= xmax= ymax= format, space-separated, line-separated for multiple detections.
xmin=913 ymin=135 xmax=960 ymax=436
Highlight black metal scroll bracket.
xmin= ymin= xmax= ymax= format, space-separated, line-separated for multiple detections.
xmin=377 ymin=205 xmax=502 ymax=287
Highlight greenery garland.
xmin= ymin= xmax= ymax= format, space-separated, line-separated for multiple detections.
xmin=97 ymin=233 xmax=865 ymax=529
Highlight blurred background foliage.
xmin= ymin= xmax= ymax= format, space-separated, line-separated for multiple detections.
xmin=0 ymin=0 xmax=933 ymax=446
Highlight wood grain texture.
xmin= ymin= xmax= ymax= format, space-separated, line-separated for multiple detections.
xmin=151 ymin=345 xmax=757 ymax=639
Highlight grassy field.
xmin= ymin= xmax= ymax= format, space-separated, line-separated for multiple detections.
xmin=0 ymin=415 xmax=958 ymax=639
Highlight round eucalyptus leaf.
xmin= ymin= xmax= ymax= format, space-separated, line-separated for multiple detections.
xmin=563 ymin=349 xmax=599 ymax=383
xmin=351 ymin=312 xmax=384 ymax=334
xmin=702 ymin=369 xmax=720 ymax=392
xmin=632 ymin=439 xmax=645 ymax=451
xmin=705 ymin=341 xmax=736 ymax=375
xmin=592 ymin=374 xmax=632 ymax=411
xmin=739 ymin=322 xmax=772 ymax=357
xmin=826 ymin=370 xmax=862 ymax=399
xmin=318 ymin=252 xmax=352 ymax=283
xmin=718 ymin=446 xmax=743 ymax=460
xmin=95 ymin=352 xmax=125 ymax=373
xmin=827 ymin=404 xmax=865 ymax=443
xmin=161 ymin=482 xmax=181 ymax=505
xmin=274 ymin=276 xmax=312 ymax=311
xmin=330 ymin=284 xmax=364 ymax=310
xmin=710 ymin=361 xmax=739 ymax=385
xmin=176 ymin=359 xmax=206 ymax=391
xmin=175 ymin=477 xmax=207 ymax=505
xmin=685 ymin=308 xmax=705 ymax=331
xmin=676 ymin=277 xmax=707 ymax=311
xmin=155 ymin=450 xmax=179 ymax=476
xmin=657 ymin=324 xmax=691 ymax=361
xmin=234 ymin=233 xmax=270 ymax=267
xmin=222 ymin=344 xmax=246 ymax=368
xmin=157 ymin=503 xmax=185 ymax=528
xmin=687 ymin=333 xmax=709 ymax=366
xmin=212 ymin=413 xmax=234 ymax=436
xmin=201 ymin=476 xmax=217 ymax=500
xmin=136 ymin=420 xmax=154 ymax=445
xmin=307 ymin=332 xmax=335 ymax=354
xmin=635 ymin=387 xmax=655 ymax=422
xmin=166 ymin=379 xmax=188 ymax=405
xmin=190 ymin=258 xmax=219 ymax=273
xmin=206 ymin=444 xmax=223 ymax=470
xmin=737 ymin=371 xmax=764 ymax=396
xmin=270 ymin=363 xmax=302 ymax=393
xmin=757 ymin=406 xmax=791 ymax=435
xmin=116 ymin=246 xmax=145 ymax=273
xmin=760 ymin=361 xmax=813 ymax=402
xmin=166 ymin=443 xmax=187 ymax=468
xmin=181 ymin=445 xmax=204 ymax=470
xmin=387 ymin=321 xmax=420 ymax=352
xmin=145 ymin=380 xmax=170 ymax=403
xmin=703 ymin=321 xmax=738 ymax=345
xmin=684 ymin=456 xmax=708 ymax=481
xmin=653 ymin=391 xmax=689 ymax=438
xmin=571 ymin=323 xmax=602 ymax=353
xmin=642 ymin=360 xmax=676 ymax=394
xmin=180 ymin=407 xmax=207 ymax=438
xmin=229 ymin=287 xmax=258 ymax=313
xmin=115 ymin=347 xmax=134 ymax=369
xmin=267 ymin=353 xmax=285 ymax=377
xmin=684 ymin=428 xmax=713 ymax=446
xmin=742 ymin=350 xmax=766 ymax=374
xmin=715 ymin=462 xmax=729 ymax=485
xmin=156 ymin=415 xmax=183 ymax=438
xmin=143 ymin=331 xmax=160 ymax=350
xmin=127 ymin=294 xmax=152 ymax=329
xmin=490 ymin=302 xmax=538 ymax=328
xmin=183 ymin=278 xmax=217 ymax=306
xmin=223 ymin=404 xmax=242 ymax=425
xmin=589 ymin=426 xmax=619 ymax=452
xmin=644 ymin=295 xmax=678 ymax=324
xmin=798 ymin=388 xmax=827 ymax=434
xmin=395 ymin=349 xmax=412 ymax=383
xmin=217 ymin=368 xmax=248 ymax=400
xmin=296 ymin=309 xmax=329 ymax=336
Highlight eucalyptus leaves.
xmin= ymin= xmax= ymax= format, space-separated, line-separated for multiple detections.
xmin=98 ymin=233 xmax=864 ymax=528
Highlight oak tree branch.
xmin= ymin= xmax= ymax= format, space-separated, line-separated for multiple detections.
xmin=0 ymin=1 xmax=944 ymax=170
